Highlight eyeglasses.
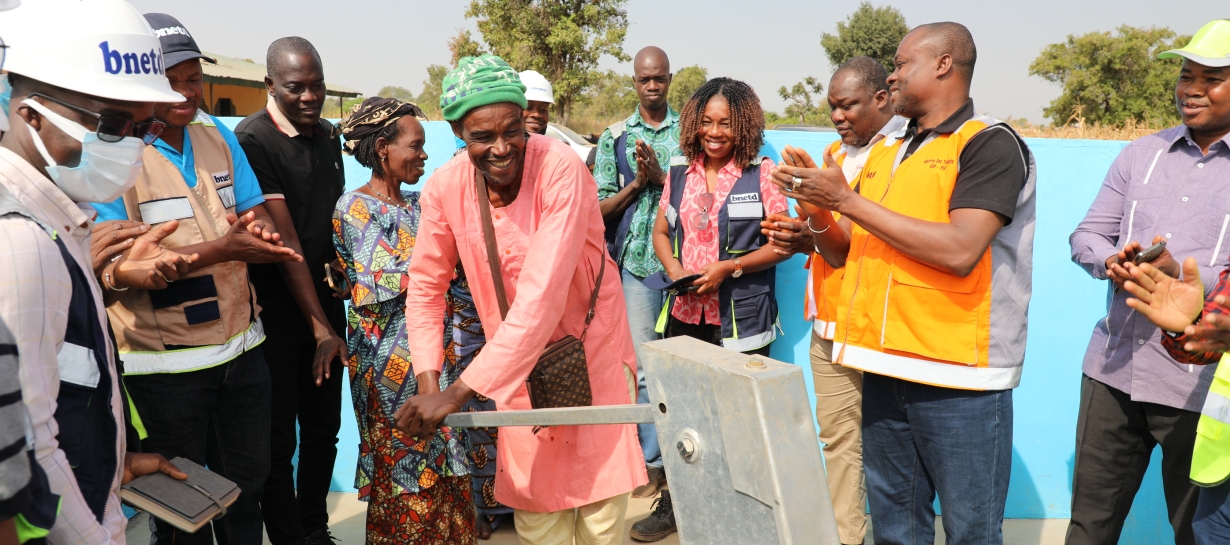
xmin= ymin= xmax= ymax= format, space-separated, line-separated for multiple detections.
xmin=29 ymin=92 xmax=165 ymax=145
xmin=692 ymin=191 xmax=714 ymax=230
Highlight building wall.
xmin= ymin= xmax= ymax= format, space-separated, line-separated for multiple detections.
xmin=217 ymin=118 xmax=1173 ymax=542
xmin=205 ymin=84 xmax=267 ymax=117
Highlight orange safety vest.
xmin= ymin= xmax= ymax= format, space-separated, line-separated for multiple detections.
xmin=832 ymin=114 xmax=1035 ymax=390
xmin=805 ymin=140 xmax=849 ymax=340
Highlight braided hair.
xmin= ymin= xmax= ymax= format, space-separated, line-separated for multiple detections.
xmin=352 ymin=120 xmax=405 ymax=177
xmin=678 ymin=77 xmax=765 ymax=167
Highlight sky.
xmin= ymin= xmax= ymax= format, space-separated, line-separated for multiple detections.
xmin=126 ymin=0 xmax=1226 ymax=124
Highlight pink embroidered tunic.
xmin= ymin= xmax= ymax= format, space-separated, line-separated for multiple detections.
xmin=404 ymin=134 xmax=646 ymax=512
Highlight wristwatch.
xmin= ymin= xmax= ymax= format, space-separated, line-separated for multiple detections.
xmin=731 ymin=258 xmax=743 ymax=278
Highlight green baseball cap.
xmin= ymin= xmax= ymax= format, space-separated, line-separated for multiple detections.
xmin=1159 ymin=20 xmax=1230 ymax=67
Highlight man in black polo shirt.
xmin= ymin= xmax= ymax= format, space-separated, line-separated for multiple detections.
xmin=234 ymin=36 xmax=347 ymax=545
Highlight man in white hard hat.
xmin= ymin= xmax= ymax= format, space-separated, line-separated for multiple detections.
xmin=90 ymin=13 xmax=303 ymax=545
xmin=519 ymin=70 xmax=553 ymax=135
xmin=0 ymin=0 xmax=204 ymax=543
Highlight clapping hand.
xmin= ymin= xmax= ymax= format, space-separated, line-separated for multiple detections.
xmin=111 ymin=221 xmax=198 ymax=290
xmin=91 ymin=220 xmax=148 ymax=277
xmin=1123 ymin=257 xmax=1204 ymax=333
xmin=760 ymin=205 xmax=811 ymax=256
xmin=222 ymin=211 xmax=301 ymax=264
xmin=771 ymin=146 xmax=853 ymax=217
xmin=1180 ymin=296 xmax=1230 ymax=353
xmin=635 ymin=139 xmax=665 ymax=188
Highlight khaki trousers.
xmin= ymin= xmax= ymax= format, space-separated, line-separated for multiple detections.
xmin=515 ymin=493 xmax=631 ymax=545
xmin=811 ymin=332 xmax=867 ymax=545
xmin=513 ymin=367 xmax=638 ymax=545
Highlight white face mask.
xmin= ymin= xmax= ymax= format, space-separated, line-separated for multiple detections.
xmin=21 ymin=98 xmax=145 ymax=203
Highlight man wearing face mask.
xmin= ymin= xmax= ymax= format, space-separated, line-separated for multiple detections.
xmin=89 ymin=14 xmax=304 ymax=545
xmin=0 ymin=1 xmax=202 ymax=543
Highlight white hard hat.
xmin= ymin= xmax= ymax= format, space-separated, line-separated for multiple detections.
xmin=0 ymin=0 xmax=182 ymax=103
xmin=519 ymin=70 xmax=554 ymax=104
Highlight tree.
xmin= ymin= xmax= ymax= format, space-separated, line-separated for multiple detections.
xmin=1030 ymin=26 xmax=1188 ymax=126
xmin=667 ymin=65 xmax=708 ymax=112
xmin=820 ymin=2 xmax=908 ymax=73
xmin=375 ymin=86 xmax=416 ymax=102
xmin=448 ymin=29 xmax=486 ymax=68
xmin=568 ymin=69 xmax=637 ymax=134
xmin=777 ymin=77 xmax=830 ymax=126
xmin=463 ymin=0 xmax=630 ymax=126
xmin=415 ymin=64 xmax=449 ymax=120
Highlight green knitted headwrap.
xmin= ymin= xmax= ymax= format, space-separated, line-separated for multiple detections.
xmin=440 ymin=54 xmax=528 ymax=121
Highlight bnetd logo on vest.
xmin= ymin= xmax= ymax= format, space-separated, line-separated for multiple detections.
xmin=99 ymin=41 xmax=163 ymax=75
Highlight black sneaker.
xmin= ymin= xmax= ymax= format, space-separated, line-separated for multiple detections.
xmin=630 ymin=489 xmax=677 ymax=542
xmin=304 ymin=527 xmax=339 ymax=545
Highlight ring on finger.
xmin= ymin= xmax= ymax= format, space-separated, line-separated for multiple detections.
xmin=791 ymin=176 xmax=802 ymax=192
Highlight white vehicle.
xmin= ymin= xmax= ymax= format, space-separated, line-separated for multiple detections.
xmin=545 ymin=122 xmax=595 ymax=162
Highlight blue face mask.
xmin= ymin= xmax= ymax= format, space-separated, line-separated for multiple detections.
xmin=0 ymin=75 xmax=10 ymax=132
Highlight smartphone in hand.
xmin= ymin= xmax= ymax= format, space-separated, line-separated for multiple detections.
xmin=1133 ymin=241 xmax=1167 ymax=265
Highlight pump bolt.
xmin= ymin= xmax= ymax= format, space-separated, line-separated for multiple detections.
xmin=677 ymin=437 xmax=696 ymax=460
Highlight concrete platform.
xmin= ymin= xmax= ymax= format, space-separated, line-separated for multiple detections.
xmin=124 ymin=491 xmax=1069 ymax=544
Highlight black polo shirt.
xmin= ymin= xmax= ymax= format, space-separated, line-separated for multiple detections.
xmin=234 ymin=105 xmax=346 ymax=344
xmin=899 ymin=99 xmax=1029 ymax=223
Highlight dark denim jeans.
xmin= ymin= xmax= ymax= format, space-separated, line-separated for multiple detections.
xmin=259 ymin=341 xmax=342 ymax=545
xmin=1194 ymin=481 xmax=1230 ymax=545
xmin=125 ymin=347 xmax=272 ymax=545
xmin=861 ymin=372 xmax=1013 ymax=545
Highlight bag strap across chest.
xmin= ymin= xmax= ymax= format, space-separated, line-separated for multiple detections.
xmin=474 ymin=168 xmax=605 ymax=338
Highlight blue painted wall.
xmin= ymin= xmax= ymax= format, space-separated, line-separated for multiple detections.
xmin=219 ymin=119 xmax=1173 ymax=542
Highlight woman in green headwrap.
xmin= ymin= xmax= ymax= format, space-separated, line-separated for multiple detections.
xmin=333 ymin=97 xmax=475 ymax=545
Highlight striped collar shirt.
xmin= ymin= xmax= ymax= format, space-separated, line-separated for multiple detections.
xmin=0 ymin=147 xmax=127 ymax=543
xmin=1070 ymin=125 xmax=1230 ymax=412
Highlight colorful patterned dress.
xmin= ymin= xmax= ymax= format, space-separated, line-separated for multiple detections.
xmin=445 ymin=270 xmax=514 ymax=521
xmin=332 ymin=190 xmax=475 ymax=545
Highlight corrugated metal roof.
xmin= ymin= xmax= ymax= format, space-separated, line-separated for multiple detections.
xmin=201 ymin=52 xmax=362 ymax=98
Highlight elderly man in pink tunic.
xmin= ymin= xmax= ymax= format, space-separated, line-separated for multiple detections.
xmin=396 ymin=55 xmax=647 ymax=544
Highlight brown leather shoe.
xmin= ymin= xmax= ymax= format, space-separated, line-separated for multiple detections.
xmin=631 ymin=465 xmax=666 ymax=499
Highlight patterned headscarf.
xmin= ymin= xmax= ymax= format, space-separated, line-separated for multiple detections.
xmin=439 ymin=54 xmax=527 ymax=121
xmin=337 ymin=97 xmax=425 ymax=155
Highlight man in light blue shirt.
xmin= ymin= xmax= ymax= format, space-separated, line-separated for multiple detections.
xmin=92 ymin=13 xmax=300 ymax=545
xmin=93 ymin=112 xmax=264 ymax=221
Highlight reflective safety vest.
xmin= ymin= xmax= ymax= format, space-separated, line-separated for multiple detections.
xmin=106 ymin=111 xmax=264 ymax=375
xmin=805 ymin=140 xmax=849 ymax=340
xmin=603 ymin=120 xmax=636 ymax=264
xmin=833 ymin=114 xmax=1036 ymax=390
xmin=657 ymin=159 xmax=778 ymax=352
xmin=1192 ymin=353 xmax=1230 ymax=486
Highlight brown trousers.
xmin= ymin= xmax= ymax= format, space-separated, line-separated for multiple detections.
xmin=811 ymin=333 xmax=867 ymax=545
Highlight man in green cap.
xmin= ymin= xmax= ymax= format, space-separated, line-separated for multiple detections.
xmin=394 ymin=54 xmax=646 ymax=545
xmin=1067 ymin=19 xmax=1230 ymax=545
